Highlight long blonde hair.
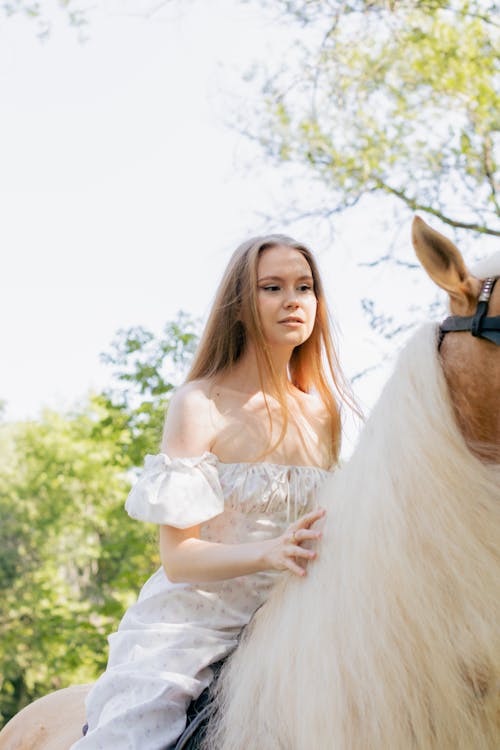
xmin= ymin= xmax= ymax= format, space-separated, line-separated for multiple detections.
xmin=186 ymin=234 xmax=355 ymax=464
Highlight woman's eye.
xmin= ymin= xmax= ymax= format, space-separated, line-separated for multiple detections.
xmin=260 ymin=284 xmax=313 ymax=292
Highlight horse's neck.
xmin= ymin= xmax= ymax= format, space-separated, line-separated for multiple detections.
xmin=441 ymin=337 xmax=500 ymax=463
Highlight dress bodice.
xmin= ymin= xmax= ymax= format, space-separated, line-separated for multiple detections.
xmin=125 ymin=451 xmax=331 ymax=545
xmin=217 ymin=458 xmax=330 ymax=516
xmin=210 ymin=458 xmax=331 ymax=546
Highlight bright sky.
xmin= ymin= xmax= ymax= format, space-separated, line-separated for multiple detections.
xmin=1 ymin=0 xmax=492 ymax=455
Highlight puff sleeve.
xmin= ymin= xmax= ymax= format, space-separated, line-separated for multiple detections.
xmin=125 ymin=452 xmax=224 ymax=528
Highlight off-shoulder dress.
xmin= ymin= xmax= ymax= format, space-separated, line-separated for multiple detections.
xmin=70 ymin=451 xmax=331 ymax=750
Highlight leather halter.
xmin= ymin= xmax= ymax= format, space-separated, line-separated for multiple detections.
xmin=438 ymin=276 xmax=500 ymax=349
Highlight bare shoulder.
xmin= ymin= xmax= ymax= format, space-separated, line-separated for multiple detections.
xmin=162 ymin=379 xmax=217 ymax=457
xmin=168 ymin=379 xmax=213 ymax=413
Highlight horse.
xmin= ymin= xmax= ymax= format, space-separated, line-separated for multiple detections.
xmin=204 ymin=216 xmax=500 ymax=749
xmin=0 ymin=216 xmax=498 ymax=750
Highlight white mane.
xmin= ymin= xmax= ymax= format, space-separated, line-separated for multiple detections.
xmin=471 ymin=252 xmax=500 ymax=278
xmin=206 ymin=323 xmax=500 ymax=750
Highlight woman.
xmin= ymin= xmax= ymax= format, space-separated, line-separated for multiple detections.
xmin=70 ymin=234 xmax=353 ymax=749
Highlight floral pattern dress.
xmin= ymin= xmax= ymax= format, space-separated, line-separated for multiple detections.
xmin=70 ymin=452 xmax=331 ymax=750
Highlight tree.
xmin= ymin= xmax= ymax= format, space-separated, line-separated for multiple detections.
xmin=0 ymin=405 xmax=154 ymax=725
xmin=0 ymin=0 xmax=88 ymax=40
xmin=248 ymin=0 xmax=499 ymax=237
xmin=97 ymin=311 xmax=200 ymax=467
xmin=0 ymin=313 xmax=199 ymax=726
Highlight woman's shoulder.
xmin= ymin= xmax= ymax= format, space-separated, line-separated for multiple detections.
xmin=169 ymin=379 xmax=214 ymax=410
xmin=163 ymin=379 xmax=218 ymax=456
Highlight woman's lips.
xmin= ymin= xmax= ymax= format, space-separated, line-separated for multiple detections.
xmin=279 ymin=319 xmax=304 ymax=326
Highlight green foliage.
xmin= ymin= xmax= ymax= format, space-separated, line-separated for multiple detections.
xmin=255 ymin=0 xmax=500 ymax=235
xmin=0 ymin=312 xmax=200 ymax=726
xmin=98 ymin=311 xmax=200 ymax=465
xmin=0 ymin=408 xmax=150 ymax=725
xmin=1 ymin=0 xmax=88 ymax=40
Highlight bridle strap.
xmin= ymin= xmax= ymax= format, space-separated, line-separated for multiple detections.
xmin=438 ymin=276 xmax=500 ymax=349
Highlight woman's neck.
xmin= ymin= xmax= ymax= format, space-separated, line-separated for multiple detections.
xmin=217 ymin=341 xmax=293 ymax=395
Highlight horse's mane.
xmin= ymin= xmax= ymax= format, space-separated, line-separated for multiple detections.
xmin=206 ymin=323 xmax=500 ymax=750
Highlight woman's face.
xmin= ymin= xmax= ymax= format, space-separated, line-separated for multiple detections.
xmin=255 ymin=244 xmax=318 ymax=350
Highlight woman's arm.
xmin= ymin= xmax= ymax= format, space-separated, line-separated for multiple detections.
xmin=160 ymin=510 xmax=324 ymax=584
xmin=159 ymin=383 xmax=325 ymax=584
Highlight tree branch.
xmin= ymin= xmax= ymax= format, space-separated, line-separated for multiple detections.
xmin=375 ymin=179 xmax=500 ymax=236
xmin=482 ymin=135 xmax=500 ymax=216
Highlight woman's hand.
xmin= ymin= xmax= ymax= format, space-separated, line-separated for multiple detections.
xmin=263 ymin=507 xmax=326 ymax=577
xmin=161 ymin=507 xmax=326 ymax=585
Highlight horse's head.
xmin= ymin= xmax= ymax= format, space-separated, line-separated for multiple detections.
xmin=411 ymin=216 xmax=500 ymax=462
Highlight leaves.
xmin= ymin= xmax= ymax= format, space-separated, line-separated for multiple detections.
xmin=0 ymin=312 xmax=200 ymax=726
xmin=254 ymin=0 xmax=500 ymax=235
xmin=0 ymin=0 xmax=89 ymax=41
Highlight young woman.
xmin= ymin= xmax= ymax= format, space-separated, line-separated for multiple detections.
xmin=70 ymin=234 xmax=353 ymax=749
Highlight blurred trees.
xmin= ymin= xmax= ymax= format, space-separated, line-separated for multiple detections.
xmin=97 ymin=312 xmax=199 ymax=468
xmin=0 ymin=313 xmax=199 ymax=726
xmin=0 ymin=406 xmax=150 ymax=724
xmin=0 ymin=0 xmax=88 ymax=40
xmin=249 ymin=0 xmax=499 ymax=236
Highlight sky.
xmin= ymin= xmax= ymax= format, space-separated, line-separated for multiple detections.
xmin=1 ymin=0 xmax=487 ymax=455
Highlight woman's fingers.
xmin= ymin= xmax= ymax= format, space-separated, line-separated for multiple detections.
xmin=294 ymin=528 xmax=322 ymax=543
xmin=288 ymin=508 xmax=325 ymax=542
xmin=288 ymin=545 xmax=316 ymax=561
xmin=280 ymin=508 xmax=325 ymax=576
xmin=298 ymin=507 xmax=326 ymax=528
xmin=286 ymin=558 xmax=307 ymax=577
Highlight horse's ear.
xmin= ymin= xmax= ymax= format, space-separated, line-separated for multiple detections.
xmin=411 ymin=216 xmax=480 ymax=303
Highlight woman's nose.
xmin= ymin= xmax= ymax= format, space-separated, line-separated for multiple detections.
xmin=284 ymin=296 xmax=299 ymax=309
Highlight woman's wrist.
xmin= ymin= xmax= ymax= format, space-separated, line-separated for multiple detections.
xmin=253 ymin=539 xmax=273 ymax=573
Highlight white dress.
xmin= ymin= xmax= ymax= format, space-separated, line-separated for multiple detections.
xmin=70 ymin=451 xmax=331 ymax=750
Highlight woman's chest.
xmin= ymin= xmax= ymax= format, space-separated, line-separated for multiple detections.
xmin=210 ymin=397 xmax=332 ymax=469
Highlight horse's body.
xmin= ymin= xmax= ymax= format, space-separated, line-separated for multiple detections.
xmin=1 ymin=217 xmax=499 ymax=750
xmin=0 ymin=686 xmax=88 ymax=750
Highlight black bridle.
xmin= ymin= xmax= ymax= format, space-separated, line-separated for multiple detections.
xmin=438 ymin=276 xmax=500 ymax=349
